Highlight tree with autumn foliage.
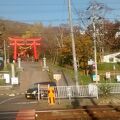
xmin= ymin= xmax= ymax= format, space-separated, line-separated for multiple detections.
xmin=75 ymin=33 xmax=93 ymax=70
xmin=51 ymin=25 xmax=93 ymax=70
xmin=104 ymin=20 xmax=120 ymax=53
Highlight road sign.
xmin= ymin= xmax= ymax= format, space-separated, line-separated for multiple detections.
xmin=53 ymin=74 xmax=61 ymax=81
xmin=88 ymin=59 xmax=94 ymax=65
xmin=106 ymin=72 xmax=111 ymax=79
xmin=3 ymin=74 xmax=10 ymax=84
xmin=92 ymin=74 xmax=100 ymax=82
xmin=11 ymin=77 xmax=19 ymax=85
xmin=117 ymin=75 xmax=120 ymax=82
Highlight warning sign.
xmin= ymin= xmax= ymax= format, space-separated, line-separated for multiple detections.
xmin=53 ymin=74 xmax=61 ymax=81
xmin=106 ymin=72 xmax=111 ymax=79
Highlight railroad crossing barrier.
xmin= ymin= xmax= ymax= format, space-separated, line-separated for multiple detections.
xmin=48 ymin=87 xmax=55 ymax=105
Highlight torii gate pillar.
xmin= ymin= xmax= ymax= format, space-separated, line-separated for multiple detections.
xmin=13 ymin=40 xmax=17 ymax=61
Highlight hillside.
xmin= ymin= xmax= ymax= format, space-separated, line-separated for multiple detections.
xmin=0 ymin=19 xmax=32 ymax=36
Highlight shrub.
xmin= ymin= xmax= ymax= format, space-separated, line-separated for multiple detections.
xmin=0 ymin=79 xmax=5 ymax=85
xmin=99 ymin=83 xmax=112 ymax=96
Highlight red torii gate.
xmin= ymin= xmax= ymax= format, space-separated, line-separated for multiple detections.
xmin=8 ymin=36 xmax=42 ymax=61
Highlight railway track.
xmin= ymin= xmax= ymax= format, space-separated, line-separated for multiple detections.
xmin=0 ymin=105 xmax=119 ymax=120
xmin=35 ymin=105 xmax=120 ymax=120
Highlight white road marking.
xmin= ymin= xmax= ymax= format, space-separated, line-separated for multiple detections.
xmin=0 ymin=111 xmax=17 ymax=115
xmin=0 ymin=94 xmax=38 ymax=105
xmin=12 ymin=101 xmax=38 ymax=104
xmin=0 ymin=96 xmax=21 ymax=105
xmin=9 ymin=94 xmax=15 ymax=96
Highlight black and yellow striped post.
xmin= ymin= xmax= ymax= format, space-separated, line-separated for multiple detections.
xmin=48 ymin=87 xmax=55 ymax=105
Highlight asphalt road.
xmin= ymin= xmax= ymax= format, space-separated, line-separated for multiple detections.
xmin=0 ymin=61 xmax=70 ymax=113
xmin=0 ymin=94 xmax=36 ymax=120
xmin=0 ymin=95 xmax=37 ymax=111
xmin=0 ymin=61 xmax=51 ymax=117
xmin=19 ymin=61 xmax=50 ymax=91
xmin=0 ymin=111 xmax=17 ymax=120
xmin=0 ymin=94 xmax=120 ymax=119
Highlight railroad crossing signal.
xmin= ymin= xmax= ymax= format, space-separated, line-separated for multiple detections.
xmin=48 ymin=87 xmax=55 ymax=105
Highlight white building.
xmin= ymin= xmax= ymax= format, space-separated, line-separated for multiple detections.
xmin=103 ymin=52 xmax=120 ymax=63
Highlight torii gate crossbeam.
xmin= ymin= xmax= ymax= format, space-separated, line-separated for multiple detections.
xmin=8 ymin=37 xmax=42 ymax=61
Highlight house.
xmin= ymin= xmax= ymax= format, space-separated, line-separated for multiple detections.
xmin=103 ymin=52 xmax=120 ymax=63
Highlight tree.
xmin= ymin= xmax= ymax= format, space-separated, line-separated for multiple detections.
xmin=74 ymin=29 xmax=93 ymax=74
xmin=0 ymin=22 xmax=9 ymax=62
xmin=75 ymin=0 xmax=112 ymax=62
xmin=21 ymin=22 xmax=45 ymax=59
xmin=104 ymin=21 xmax=120 ymax=52
xmin=42 ymin=26 xmax=58 ymax=63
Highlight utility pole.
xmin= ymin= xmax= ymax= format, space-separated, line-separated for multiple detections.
xmin=88 ymin=0 xmax=109 ymax=83
xmin=92 ymin=18 xmax=98 ymax=83
xmin=68 ymin=0 xmax=79 ymax=86
xmin=90 ymin=2 xmax=99 ymax=83
xmin=3 ymin=39 xmax=7 ymax=67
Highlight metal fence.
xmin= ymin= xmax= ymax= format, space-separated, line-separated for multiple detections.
xmin=55 ymin=85 xmax=98 ymax=99
xmin=40 ymin=84 xmax=98 ymax=99
xmin=96 ymin=83 xmax=120 ymax=94
xmin=43 ymin=83 xmax=120 ymax=99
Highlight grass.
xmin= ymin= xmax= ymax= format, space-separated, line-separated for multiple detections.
xmin=98 ymin=62 xmax=120 ymax=71
xmin=0 ymin=79 xmax=5 ymax=85
xmin=50 ymin=62 xmax=120 ymax=85
xmin=80 ymin=75 xmax=92 ymax=85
